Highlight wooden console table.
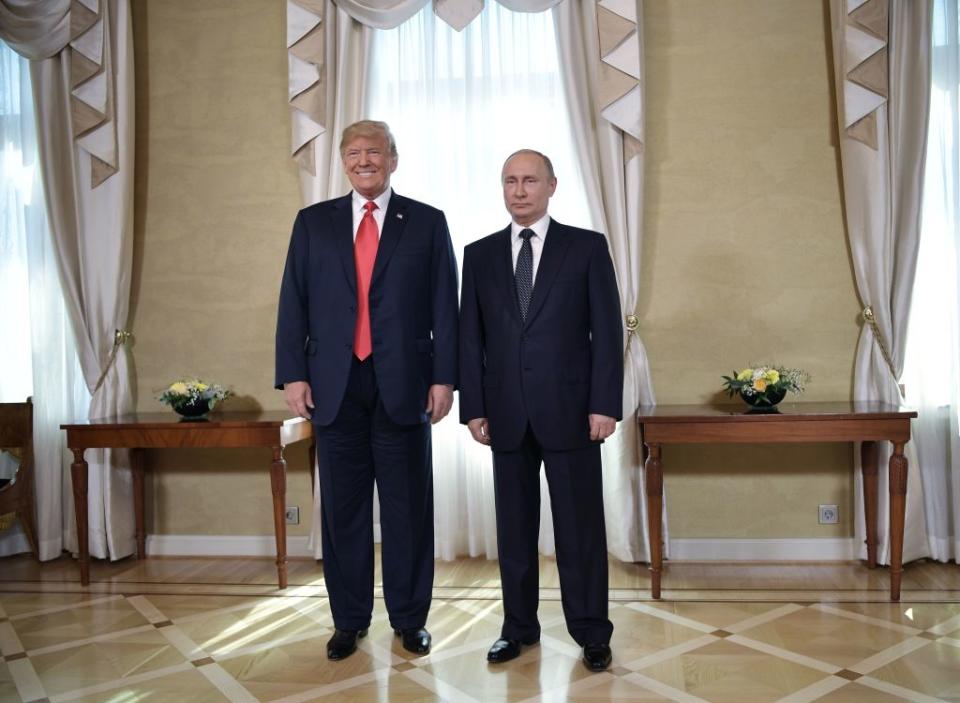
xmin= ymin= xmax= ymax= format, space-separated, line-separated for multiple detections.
xmin=637 ymin=402 xmax=917 ymax=601
xmin=61 ymin=412 xmax=313 ymax=589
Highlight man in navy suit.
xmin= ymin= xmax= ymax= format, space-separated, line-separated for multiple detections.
xmin=276 ymin=120 xmax=458 ymax=661
xmin=459 ymin=149 xmax=622 ymax=671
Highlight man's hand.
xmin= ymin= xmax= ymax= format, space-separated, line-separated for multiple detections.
xmin=589 ymin=414 xmax=616 ymax=441
xmin=467 ymin=417 xmax=491 ymax=445
xmin=425 ymin=384 xmax=454 ymax=424
xmin=284 ymin=381 xmax=314 ymax=420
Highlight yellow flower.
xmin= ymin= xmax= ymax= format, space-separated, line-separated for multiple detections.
xmin=736 ymin=369 xmax=753 ymax=381
xmin=764 ymin=369 xmax=780 ymax=384
xmin=195 ymin=382 xmax=209 ymax=391
xmin=752 ymin=378 xmax=768 ymax=392
xmin=169 ymin=382 xmax=188 ymax=395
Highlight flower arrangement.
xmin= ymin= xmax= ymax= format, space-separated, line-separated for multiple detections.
xmin=157 ymin=378 xmax=231 ymax=417
xmin=722 ymin=365 xmax=810 ymax=407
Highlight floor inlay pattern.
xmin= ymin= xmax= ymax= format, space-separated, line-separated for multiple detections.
xmin=1 ymin=557 xmax=959 ymax=701
xmin=1 ymin=589 xmax=959 ymax=701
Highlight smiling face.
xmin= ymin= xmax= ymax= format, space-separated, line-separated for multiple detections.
xmin=341 ymin=133 xmax=398 ymax=199
xmin=501 ymin=151 xmax=557 ymax=226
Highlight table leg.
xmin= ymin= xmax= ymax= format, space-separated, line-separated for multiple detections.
xmin=70 ymin=448 xmax=90 ymax=586
xmin=889 ymin=441 xmax=908 ymax=601
xmin=309 ymin=438 xmax=317 ymax=496
xmin=645 ymin=442 xmax=663 ymax=599
xmin=270 ymin=446 xmax=288 ymax=590
xmin=131 ymin=449 xmax=146 ymax=559
xmin=861 ymin=441 xmax=879 ymax=568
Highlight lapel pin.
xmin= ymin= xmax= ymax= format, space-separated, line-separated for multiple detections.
xmin=396 ymin=213 xmax=404 ymax=219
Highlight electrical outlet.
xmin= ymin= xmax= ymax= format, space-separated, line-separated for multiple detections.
xmin=818 ymin=504 xmax=839 ymax=524
xmin=284 ymin=506 xmax=300 ymax=525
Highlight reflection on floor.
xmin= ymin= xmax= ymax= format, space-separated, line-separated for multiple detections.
xmin=0 ymin=554 xmax=958 ymax=702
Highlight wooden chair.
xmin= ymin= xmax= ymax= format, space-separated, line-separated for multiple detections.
xmin=0 ymin=398 xmax=38 ymax=558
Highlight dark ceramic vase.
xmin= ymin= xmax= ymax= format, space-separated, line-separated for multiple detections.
xmin=175 ymin=397 xmax=210 ymax=419
xmin=739 ymin=386 xmax=786 ymax=410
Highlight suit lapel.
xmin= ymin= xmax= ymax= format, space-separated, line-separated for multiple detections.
xmin=491 ymin=226 xmax=522 ymax=326
xmin=371 ymin=192 xmax=409 ymax=286
xmin=331 ymin=194 xmax=356 ymax=295
xmin=524 ymin=220 xmax=570 ymax=327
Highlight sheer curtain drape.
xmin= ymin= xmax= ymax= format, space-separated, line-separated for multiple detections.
xmin=367 ymin=2 xmax=652 ymax=560
xmin=903 ymin=0 xmax=960 ymax=562
xmin=553 ymin=0 xmax=658 ymax=563
xmin=0 ymin=40 xmax=89 ymax=560
xmin=829 ymin=0 xmax=933 ymax=565
xmin=1 ymin=0 xmax=138 ymax=561
xmin=367 ymin=2 xmax=596 ymax=559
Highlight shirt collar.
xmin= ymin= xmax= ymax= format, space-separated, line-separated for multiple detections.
xmin=511 ymin=213 xmax=551 ymax=241
xmin=352 ymin=187 xmax=392 ymax=214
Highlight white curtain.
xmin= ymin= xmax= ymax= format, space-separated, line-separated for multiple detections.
xmin=553 ymin=0 xmax=657 ymax=562
xmin=903 ymin=0 xmax=960 ymax=562
xmin=289 ymin=0 xmax=655 ymax=561
xmin=1 ymin=0 xmax=138 ymax=561
xmin=0 ymin=40 xmax=89 ymax=560
xmin=367 ymin=2 xmax=597 ymax=560
xmin=829 ymin=0 xmax=933 ymax=565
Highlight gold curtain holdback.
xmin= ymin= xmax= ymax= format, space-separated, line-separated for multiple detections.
xmin=624 ymin=314 xmax=639 ymax=359
xmin=92 ymin=329 xmax=134 ymax=394
xmin=861 ymin=306 xmax=899 ymax=389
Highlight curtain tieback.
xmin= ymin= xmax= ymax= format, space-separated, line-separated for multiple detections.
xmin=93 ymin=329 xmax=133 ymax=394
xmin=861 ymin=306 xmax=900 ymax=389
xmin=623 ymin=314 xmax=639 ymax=359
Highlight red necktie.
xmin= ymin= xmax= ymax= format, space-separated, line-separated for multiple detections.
xmin=353 ymin=200 xmax=379 ymax=360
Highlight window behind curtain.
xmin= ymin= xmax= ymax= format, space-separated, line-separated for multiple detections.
xmin=364 ymin=4 xmax=589 ymax=558
xmin=0 ymin=40 xmax=36 ymax=405
xmin=367 ymin=2 xmax=596 ymax=252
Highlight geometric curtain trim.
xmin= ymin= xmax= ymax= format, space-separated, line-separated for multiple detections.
xmin=288 ymin=0 xmax=325 ymax=176
xmin=70 ymin=0 xmax=118 ymax=187
xmin=287 ymin=0 xmax=646 ymax=172
xmin=842 ymin=0 xmax=888 ymax=150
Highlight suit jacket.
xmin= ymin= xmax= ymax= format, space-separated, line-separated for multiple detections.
xmin=458 ymin=219 xmax=623 ymax=452
xmin=275 ymin=191 xmax=459 ymax=426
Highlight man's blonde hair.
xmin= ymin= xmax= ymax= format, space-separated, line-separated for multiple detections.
xmin=339 ymin=120 xmax=398 ymax=157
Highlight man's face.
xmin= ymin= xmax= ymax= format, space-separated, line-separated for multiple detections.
xmin=341 ymin=134 xmax=398 ymax=199
xmin=501 ymin=152 xmax=557 ymax=226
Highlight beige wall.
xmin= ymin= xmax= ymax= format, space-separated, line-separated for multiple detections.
xmin=131 ymin=0 xmax=860 ymax=541
xmin=131 ymin=0 xmax=310 ymax=536
xmin=643 ymin=0 xmax=858 ymax=537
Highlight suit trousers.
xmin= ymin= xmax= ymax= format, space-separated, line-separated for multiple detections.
xmin=314 ymin=357 xmax=434 ymax=631
xmin=492 ymin=426 xmax=614 ymax=646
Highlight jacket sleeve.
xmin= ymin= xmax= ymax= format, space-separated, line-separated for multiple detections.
xmin=430 ymin=210 xmax=459 ymax=387
xmin=587 ymin=233 xmax=624 ymax=420
xmin=458 ymin=248 xmax=486 ymax=423
xmin=274 ymin=211 xmax=310 ymax=389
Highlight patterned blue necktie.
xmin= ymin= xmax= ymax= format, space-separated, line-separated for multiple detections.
xmin=515 ymin=228 xmax=534 ymax=321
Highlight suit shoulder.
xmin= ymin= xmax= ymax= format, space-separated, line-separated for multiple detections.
xmin=296 ymin=195 xmax=348 ymax=221
xmin=463 ymin=230 xmax=505 ymax=258
xmin=553 ymin=221 xmax=604 ymax=242
xmin=393 ymin=194 xmax=445 ymax=218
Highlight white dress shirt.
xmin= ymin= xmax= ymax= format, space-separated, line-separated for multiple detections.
xmin=351 ymin=188 xmax=392 ymax=240
xmin=510 ymin=214 xmax=550 ymax=284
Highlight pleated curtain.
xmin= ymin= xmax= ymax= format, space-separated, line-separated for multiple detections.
xmin=828 ymin=0 xmax=933 ymax=565
xmin=287 ymin=0 xmax=658 ymax=561
xmin=0 ymin=0 xmax=137 ymax=561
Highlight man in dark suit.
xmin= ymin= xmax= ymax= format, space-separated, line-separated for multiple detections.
xmin=459 ymin=149 xmax=623 ymax=671
xmin=276 ymin=120 xmax=458 ymax=661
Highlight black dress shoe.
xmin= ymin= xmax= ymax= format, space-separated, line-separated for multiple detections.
xmin=486 ymin=635 xmax=539 ymax=663
xmin=394 ymin=627 xmax=431 ymax=654
xmin=582 ymin=643 xmax=612 ymax=671
xmin=326 ymin=628 xmax=367 ymax=660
